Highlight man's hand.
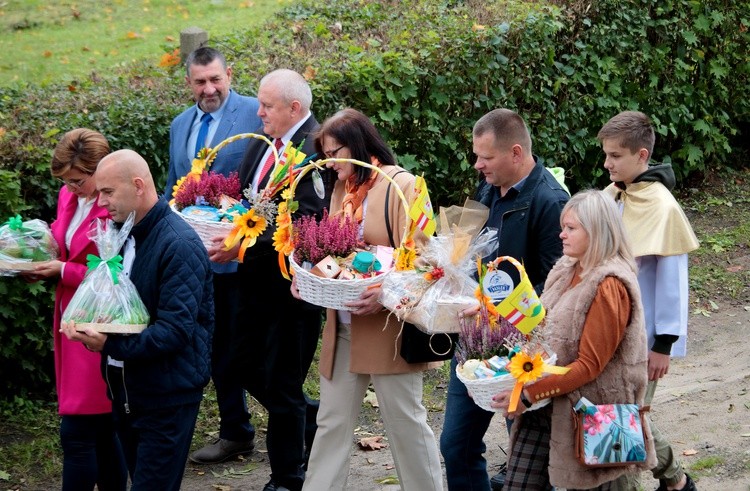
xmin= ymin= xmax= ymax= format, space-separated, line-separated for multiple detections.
xmin=60 ymin=320 xmax=108 ymax=353
xmin=648 ymin=351 xmax=670 ymax=381
xmin=345 ymin=284 xmax=384 ymax=317
xmin=207 ymin=235 xmax=239 ymax=263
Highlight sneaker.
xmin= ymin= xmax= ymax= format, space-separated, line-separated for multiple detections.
xmin=490 ymin=462 xmax=507 ymax=491
xmin=262 ymin=479 xmax=291 ymax=491
xmin=655 ymin=473 xmax=697 ymax=491
xmin=189 ymin=437 xmax=255 ymax=464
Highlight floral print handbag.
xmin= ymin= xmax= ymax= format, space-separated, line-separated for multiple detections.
xmin=573 ymin=397 xmax=649 ymax=468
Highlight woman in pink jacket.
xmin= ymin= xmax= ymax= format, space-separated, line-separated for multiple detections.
xmin=30 ymin=129 xmax=126 ymax=490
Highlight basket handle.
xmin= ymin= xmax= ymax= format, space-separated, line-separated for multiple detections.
xmin=289 ymin=159 xmax=412 ymax=247
xmin=202 ymin=132 xmax=279 ymax=172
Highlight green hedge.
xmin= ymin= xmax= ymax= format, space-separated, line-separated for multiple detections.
xmin=0 ymin=0 xmax=748 ymax=401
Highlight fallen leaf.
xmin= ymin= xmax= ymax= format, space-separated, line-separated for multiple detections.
xmin=43 ymin=50 xmax=53 ymax=58
xmin=683 ymin=449 xmax=698 ymax=456
xmin=741 ymin=433 xmax=750 ymax=437
xmin=126 ymin=31 xmax=141 ymax=40
xmin=726 ymin=265 xmax=743 ymax=272
xmin=363 ymin=389 xmax=379 ymax=408
xmin=709 ymin=300 xmax=718 ymax=310
xmin=0 ymin=127 xmax=6 ymax=138
xmin=376 ymin=475 xmax=399 ymax=484
xmin=211 ymin=486 xmax=230 ymax=491
xmin=358 ymin=435 xmax=388 ymax=450
xmin=165 ymin=35 xmax=175 ymax=42
xmin=384 ymin=464 xmax=395 ymax=470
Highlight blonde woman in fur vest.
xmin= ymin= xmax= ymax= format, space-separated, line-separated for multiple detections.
xmin=292 ymin=108 xmax=443 ymax=491
xmin=491 ymin=190 xmax=656 ymax=490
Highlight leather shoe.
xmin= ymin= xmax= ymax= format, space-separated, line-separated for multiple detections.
xmin=262 ymin=479 xmax=291 ymax=491
xmin=188 ymin=437 xmax=254 ymax=464
xmin=490 ymin=462 xmax=507 ymax=490
xmin=655 ymin=473 xmax=697 ymax=491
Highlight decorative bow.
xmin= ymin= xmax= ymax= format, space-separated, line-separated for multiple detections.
xmin=5 ymin=215 xmax=24 ymax=231
xmin=507 ymin=351 xmax=570 ymax=412
xmin=86 ymin=254 xmax=124 ymax=285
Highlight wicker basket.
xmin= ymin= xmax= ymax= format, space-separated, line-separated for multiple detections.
xmin=170 ymin=204 xmax=235 ymax=250
xmin=456 ymin=352 xmax=557 ymax=413
xmin=290 ymin=254 xmax=385 ymax=311
xmin=77 ymin=322 xmax=147 ymax=334
xmin=287 ymin=159 xmax=411 ymax=311
xmin=171 ymin=133 xmax=278 ymax=251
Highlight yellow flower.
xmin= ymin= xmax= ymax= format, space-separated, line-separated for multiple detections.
xmin=508 ymin=352 xmax=544 ymax=384
xmin=273 ymin=225 xmax=293 ymax=256
xmin=224 ymin=209 xmax=268 ymax=262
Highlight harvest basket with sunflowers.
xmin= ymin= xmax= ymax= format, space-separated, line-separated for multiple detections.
xmin=454 ymin=256 xmax=569 ymax=412
xmin=170 ymin=133 xmax=309 ymax=259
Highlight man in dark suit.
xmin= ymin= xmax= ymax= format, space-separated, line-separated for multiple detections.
xmin=210 ymin=69 xmax=329 ymax=491
xmin=166 ymin=46 xmax=262 ymax=465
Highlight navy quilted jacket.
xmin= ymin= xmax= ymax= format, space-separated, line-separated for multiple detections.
xmin=102 ymin=198 xmax=214 ymax=411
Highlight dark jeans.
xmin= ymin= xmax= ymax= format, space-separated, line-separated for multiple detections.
xmin=213 ymin=272 xmax=254 ymax=442
xmin=109 ymin=369 xmax=201 ymax=491
xmin=440 ymin=357 xmax=495 ymax=490
xmin=60 ymin=413 xmax=127 ymax=491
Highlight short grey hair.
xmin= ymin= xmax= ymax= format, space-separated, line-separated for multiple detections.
xmin=259 ymin=69 xmax=312 ymax=112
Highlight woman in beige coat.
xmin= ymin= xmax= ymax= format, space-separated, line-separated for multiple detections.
xmin=293 ymin=109 xmax=443 ymax=491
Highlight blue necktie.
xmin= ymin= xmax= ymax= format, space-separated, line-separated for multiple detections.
xmin=194 ymin=112 xmax=213 ymax=158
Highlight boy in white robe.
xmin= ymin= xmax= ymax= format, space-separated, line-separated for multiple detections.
xmin=599 ymin=110 xmax=699 ymax=491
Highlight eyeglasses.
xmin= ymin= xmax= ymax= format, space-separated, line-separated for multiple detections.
xmin=323 ymin=145 xmax=345 ymax=159
xmin=58 ymin=174 xmax=91 ymax=188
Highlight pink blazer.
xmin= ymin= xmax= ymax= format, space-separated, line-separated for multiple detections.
xmin=50 ymin=187 xmax=113 ymax=415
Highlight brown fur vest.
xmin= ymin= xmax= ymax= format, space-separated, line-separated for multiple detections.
xmin=542 ymin=256 xmax=656 ymax=488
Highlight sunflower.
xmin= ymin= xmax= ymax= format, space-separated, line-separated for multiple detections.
xmin=224 ymin=209 xmax=268 ymax=262
xmin=272 ymin=224 xmax=293 ymax=256
xmin=508 ymin=351 xmax=545 ymax=384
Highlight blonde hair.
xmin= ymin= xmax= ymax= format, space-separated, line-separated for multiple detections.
xmin=562 ymin=190 xmax=636 ymax=274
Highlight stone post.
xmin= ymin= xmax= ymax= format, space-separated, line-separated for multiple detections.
xmin=180 ymin=27 xmax=208 ymax=63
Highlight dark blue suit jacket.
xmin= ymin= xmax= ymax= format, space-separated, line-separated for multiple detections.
xmin=166 ymin=90 xmax=261 ymax=274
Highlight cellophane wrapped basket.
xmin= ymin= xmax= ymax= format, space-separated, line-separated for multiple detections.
xmin=62 ymin=213 xmax=149 ymax=334
xmin=0 ymin=216 xmax=59 ymax=276
xmin=288 ymin=159 xmax=410 ymax=311
xmin=456 ymin=352 xmax=556 ymax=413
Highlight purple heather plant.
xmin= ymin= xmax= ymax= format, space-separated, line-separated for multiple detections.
xmin=456 ymin=308 xmax=527 ymax=364
xmin=293 ymin=210 xmax=359 ymax=265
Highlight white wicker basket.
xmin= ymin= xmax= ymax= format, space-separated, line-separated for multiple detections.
xmin=170 ymin=203 xmax=235 ymax=250
xmin=456 ymin=352 xmax=557 ymax=413
xmin=290 ymin=253 xmax=386 ymax=311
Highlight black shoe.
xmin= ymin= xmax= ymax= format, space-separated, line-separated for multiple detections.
xmin=655 ymin=473 xmax=697 ymax=491
xmin=490 ymin=462 xmax=507 ymax=491
xmin=262 ymin=479 xmax=291 ymax=491
xmin=188 ymin=437 xmax=255 ymax=464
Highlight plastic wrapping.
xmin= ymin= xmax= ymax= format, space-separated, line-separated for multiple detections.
xmin=0 ymin=216 xmax=59 ymax=275
xmin=380 ymin=200 xmax=498 ymax=333
xmin=62 ymin=213 xmax=149 ymax=334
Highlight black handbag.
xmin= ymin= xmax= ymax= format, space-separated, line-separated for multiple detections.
xmin=384 ymin=171 xmax=458 ymax=363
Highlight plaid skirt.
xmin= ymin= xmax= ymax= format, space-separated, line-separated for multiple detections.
xmin=505 ymin=405 xmax=554 ymax=491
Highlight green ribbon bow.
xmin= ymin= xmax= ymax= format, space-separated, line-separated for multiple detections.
xmin=5 ymin=215 xmax=24 ymax=231
xmin=86 ymin=254 xmax=124 ymax=285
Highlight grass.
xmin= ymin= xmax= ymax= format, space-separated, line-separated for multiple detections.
xmin=0 ymin=0 xmax=291 ymax=87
